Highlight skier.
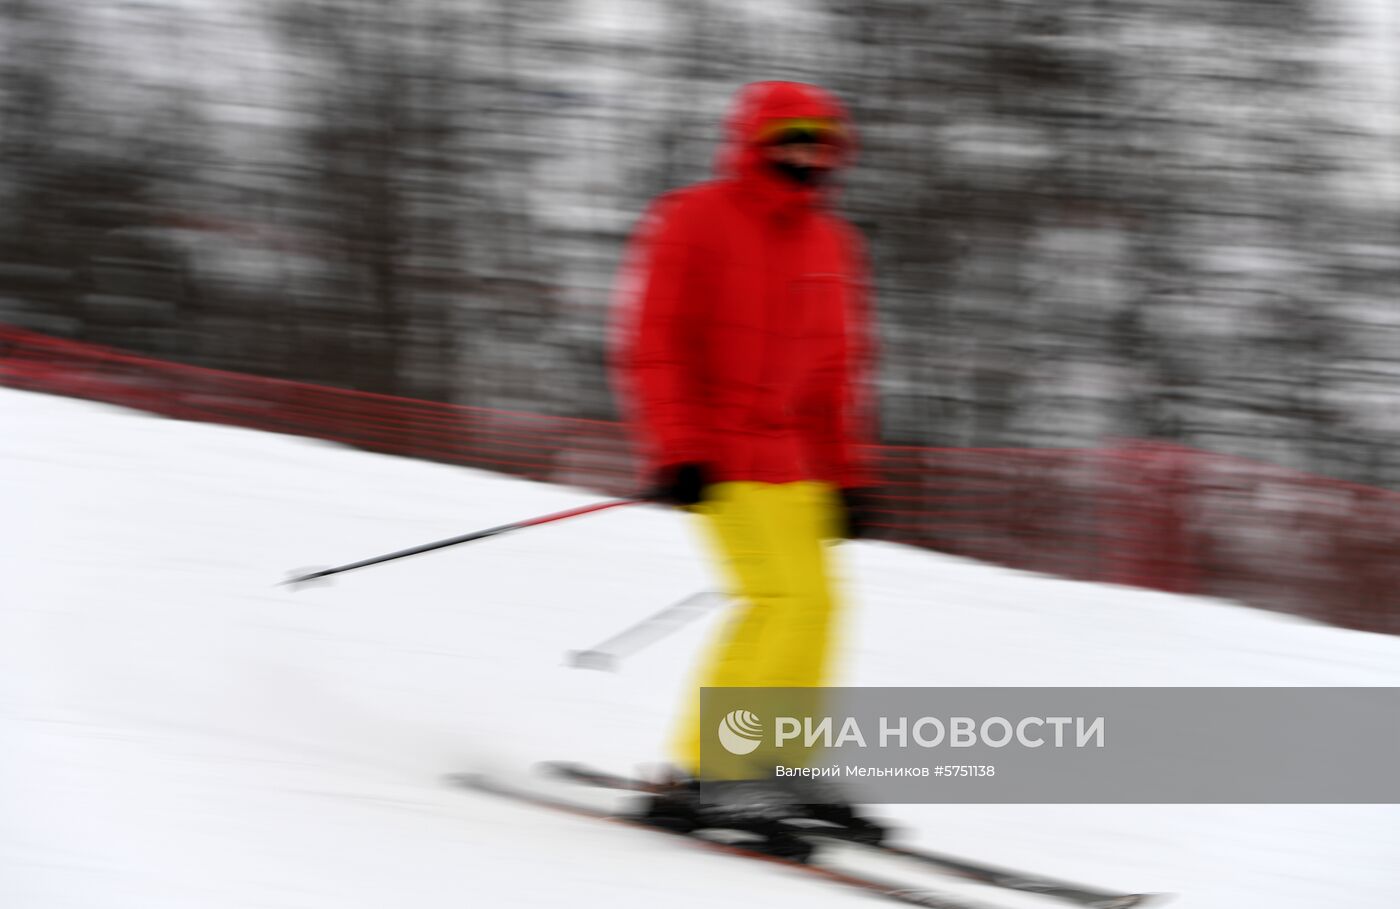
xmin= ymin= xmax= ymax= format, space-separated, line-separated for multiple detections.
xmin=613 ymin=80 xmax=883 ymax=850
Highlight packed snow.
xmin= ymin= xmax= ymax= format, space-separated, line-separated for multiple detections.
xmin=3 ymin=386 xmax=1398 ymax=908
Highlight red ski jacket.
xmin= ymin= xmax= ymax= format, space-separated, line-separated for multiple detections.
xmin=614 ymin=81 xmax=875 ymax=489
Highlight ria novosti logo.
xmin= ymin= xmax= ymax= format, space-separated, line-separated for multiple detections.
xmin=715 ymin=709 xmax=1106 ymax=753
xmin=717 ymin=709 xmax=764 ymax=755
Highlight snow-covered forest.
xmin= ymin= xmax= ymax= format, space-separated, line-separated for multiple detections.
xmin=2 ymin=0 xmax=1398 ymax=481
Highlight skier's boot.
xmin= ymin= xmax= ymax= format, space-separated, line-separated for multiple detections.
xmin=638 ymin=774 xmax=701 ymax=834
xmin=695 ymin=778 xmax=815 ymax=861
xmin=794 ymin=800 xmax=888 ymax=845
xmin=637 ymin=775 xmax=814 ymax=861
xmin=780 ymin=775 xmax=891 ymax=846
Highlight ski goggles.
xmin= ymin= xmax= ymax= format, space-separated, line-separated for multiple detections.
xmin=753 ymin=117 xmax=847 ymax=147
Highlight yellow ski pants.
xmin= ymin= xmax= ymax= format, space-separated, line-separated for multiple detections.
xmin=672 ymin=480 xmax=844 ymax=773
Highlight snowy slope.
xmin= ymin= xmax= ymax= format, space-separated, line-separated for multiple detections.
xmin=3 ymin=386 xmax=1398 ymax=909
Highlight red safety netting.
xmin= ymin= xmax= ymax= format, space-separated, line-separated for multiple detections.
xmin=4 ymin=324 xmax=1397 ymax=635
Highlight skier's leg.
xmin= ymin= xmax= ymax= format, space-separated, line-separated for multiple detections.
xmin=670 ymin=480 xmax=842 ymax=773
xmin=760 ymin=482 xmax=886 ymax=842
xmin=670 ymin=480 xmax=783 ymax=773
xmin=764 ymin=480 xmax=843 ymax=690
xmin=654 ymin=480 xmax=881 ymax=840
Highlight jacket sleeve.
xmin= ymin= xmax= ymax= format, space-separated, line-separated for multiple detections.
xmin=612 ymin=194 xmax=708 ymax=473
xmin=803 ymin=225 xmax=878 ymax=489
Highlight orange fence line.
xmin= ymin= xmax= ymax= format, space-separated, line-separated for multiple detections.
xmin=3 ymin=323 xmax=1397 ymax=636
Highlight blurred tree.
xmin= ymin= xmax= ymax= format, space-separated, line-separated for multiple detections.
xmin=0 ymin=0 xmax=207 ymax=353
xmin=1 ymin=0 xmax=1397 ymax=485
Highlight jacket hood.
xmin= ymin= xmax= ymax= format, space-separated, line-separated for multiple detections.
xmin=715 ymin=81 xmax=855 ymax=207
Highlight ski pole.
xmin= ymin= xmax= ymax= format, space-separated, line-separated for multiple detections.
xmin=566 ymin=590 xmax=727 ymax=671
xmin=282 ymin=498 xmax=643 ymax=588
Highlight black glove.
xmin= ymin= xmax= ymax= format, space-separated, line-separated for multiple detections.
xmin=649 ymin=462 xmax=708 ymax=506
xmin=838 ymin=487 xmax=878 ymax=539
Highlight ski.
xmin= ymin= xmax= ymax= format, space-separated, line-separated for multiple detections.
xmin=449 ymin=772 xmax=1012 ymax=909
xmin=539 ymin=761 xmax=1162 ymax=909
